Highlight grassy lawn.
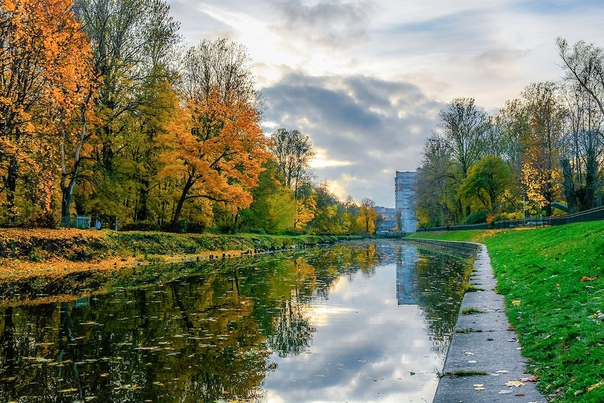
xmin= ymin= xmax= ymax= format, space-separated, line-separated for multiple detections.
xmin=410 ymin=222 xmax=604 ymax=402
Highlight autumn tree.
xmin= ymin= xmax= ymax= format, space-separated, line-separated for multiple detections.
xmin=0 ymin=0 xmax=96 ymax=225
xmin=160 ymin=39 xmax=269 ymax=227
xmin=520 ymin=82 xmax=566 ymax=216
xmin=357 ymin=198 xmax=378 ymax=234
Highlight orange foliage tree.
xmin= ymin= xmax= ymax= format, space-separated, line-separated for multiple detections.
xmin=0 ymin=0 xmax=95 ymax=225
xmin=160 ymin=89 xmax=269 ymax=226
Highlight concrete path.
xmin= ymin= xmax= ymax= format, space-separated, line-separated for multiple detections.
xmin=433 ymin=244 xmax=547 ymax=403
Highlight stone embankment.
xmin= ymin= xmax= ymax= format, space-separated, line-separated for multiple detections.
xmin=408 ymin=239 xmax=546 ymax=402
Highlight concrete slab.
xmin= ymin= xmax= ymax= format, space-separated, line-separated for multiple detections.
xmin=432 ymin=244 xmax=547 ymax=403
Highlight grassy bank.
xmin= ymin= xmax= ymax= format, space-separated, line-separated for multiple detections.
xmin=410 ymin=222 xmax=604 ymax=402
xmin=0 ymin=228 xmax=350 ymax=281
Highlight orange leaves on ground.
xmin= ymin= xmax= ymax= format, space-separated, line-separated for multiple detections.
xmin=581 ymin=276 xmax=598 ymax=281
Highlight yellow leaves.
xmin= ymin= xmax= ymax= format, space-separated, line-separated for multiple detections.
xmin=512 ymin=300 xmax=522 ymax=307
xmin=587 ymin=379 xmax=604 ymax=392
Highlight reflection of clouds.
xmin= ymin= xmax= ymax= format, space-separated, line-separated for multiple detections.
xmin=261 ymin=260 xmax=441 ymax=402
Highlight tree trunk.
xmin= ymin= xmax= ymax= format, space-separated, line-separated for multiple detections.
xmin=5 ymin=156 xmax=18 ymax=225
xmin=171 ymin=174 xmax=196 ymax=226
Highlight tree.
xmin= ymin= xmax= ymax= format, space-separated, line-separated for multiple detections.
xmin=159 ymin=38 xmax=268 ymax=227
xmin=458 ymin=155 xmax=512 ymax=213
xmin=357 ymin=198 xmax=378 ymax=234
xmin=520 ymin=82 xmax=566 ymax=216
xmin=439 ymin=98 xmax=489 ymax=179
xmin=73 ymin=0 xmax=180 ymax=224
xmin=269 ymin=128 xmax=315 ymax=195
xmin=0 ymin=0 xmax=95 ymax=225
xmin=415 ymin=134 xmax=461 ymax=226
xmin=240 ymin=160 xmax=296 ymax=234
xmin=557 ymin=39 xmax=604 ymax=211
xmin=160 ymin=89 xmax=269 ymax=226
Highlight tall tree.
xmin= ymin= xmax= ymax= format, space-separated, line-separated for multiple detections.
xmin=559 ymin=83 xmax=603 ymax=212
xmin=415 ymin=134 xmax=459 ymax=226
xmin=520 ymin=82 xmax=566 ymax=216
xmin=160 ymin=39 xmax=268 ymax=227
xmin=557 ymin=38 xmax=604 ymax=211
xmin=439 ymin=98 xmax=489 ymax=179
xmin=0 ymin=0 xmax=95 ymax=225
xmin=160 ymin=89 xmax=269 ymax=226
xmin=269 ymin=128 xmax=315 ymax=195
xmin=357 ymin=198 xmax=378 ymax=234
xmin=72 ymin=0 xmax=180 ymax=223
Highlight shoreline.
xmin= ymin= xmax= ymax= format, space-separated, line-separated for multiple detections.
xmin=0 ymin=228 xmax=345 ymax=282
xmin=432 ymin=242 xmax=546 ymax=402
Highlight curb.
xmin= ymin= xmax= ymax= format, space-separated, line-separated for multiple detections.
xmin=433 ymin=244 xmax=547 ymax=402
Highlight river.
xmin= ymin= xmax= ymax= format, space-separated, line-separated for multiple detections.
xmin=0 ymin=240 xmax=471 ymax=402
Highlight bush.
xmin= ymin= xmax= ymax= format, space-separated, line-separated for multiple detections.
xmin=121 ymin=221 xmax=161 ymax=232
xmin=462 ymin=211 xmax=488 ymax=225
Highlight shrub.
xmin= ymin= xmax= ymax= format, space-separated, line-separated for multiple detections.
xmin=462 ymin=211 xmax=488 ymax=225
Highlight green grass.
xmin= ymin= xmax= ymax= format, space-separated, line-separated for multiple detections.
xmin=411 ymin=222 xmax=604 ymax=402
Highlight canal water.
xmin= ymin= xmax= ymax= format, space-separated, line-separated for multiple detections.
xmin=0 ymin=240 xmax=470 ymax=402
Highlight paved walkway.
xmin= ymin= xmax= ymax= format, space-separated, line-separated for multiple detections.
xmin=433 ymin=244 xmax=547 ymax=403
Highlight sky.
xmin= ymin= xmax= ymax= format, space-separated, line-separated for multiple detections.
xmin=166 ymin=0 xmax=604 ymax=208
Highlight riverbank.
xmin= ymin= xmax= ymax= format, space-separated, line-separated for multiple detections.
xmin=0 ymin=228 xmax=350 ymax=281
xmin=409 ymin=221 xmax=604 ymax=402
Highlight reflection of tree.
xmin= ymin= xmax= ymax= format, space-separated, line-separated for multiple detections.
xmin=0 ymin=270 xmax=273 ymax=402
xmin=414 ymin=250 xmax=471 ymax=355
xmin=0 ymin=240 xmax=393 ymax=401
xmin=268 ymin=300 xmax=316 ymax=357
xmin=0 ymin=307 xmax=16 ymax=399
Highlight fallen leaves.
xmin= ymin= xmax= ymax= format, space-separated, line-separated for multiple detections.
xmin=511 ymin=300 xmax=522 ymax=307
xmin=581 ymin=276 xmax=598 ymax=282
xmin=505 ymin=380 xmax=525 ymax=387
xmin=587 ymin=379 xmax=604 ymax=392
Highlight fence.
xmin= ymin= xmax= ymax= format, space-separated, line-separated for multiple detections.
xmin=425 ymin=205 xmax=604 ymax=232
xmin=61 ymin=215 xmax=91 ymax=229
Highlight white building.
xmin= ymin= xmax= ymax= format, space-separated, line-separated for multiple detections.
xmin=395 ymin=171 xmax=417 ymax=233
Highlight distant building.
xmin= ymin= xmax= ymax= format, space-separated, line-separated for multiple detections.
xmin=395 ymin=171 xmax=417 ymax=233
xmin=375 ymin=206 xmax=396 ymax=233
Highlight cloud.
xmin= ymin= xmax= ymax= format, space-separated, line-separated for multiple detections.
xmin=166 ymin=0 xmax=604 ymax=206
xmin=261 ymin=72 xmax=443 ymax=206
xmin=272 ymin=0 xmax=373 ymax=48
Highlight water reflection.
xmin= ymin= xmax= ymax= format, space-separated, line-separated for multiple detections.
xmin=0 ymin=241 xmax=470 ymax=402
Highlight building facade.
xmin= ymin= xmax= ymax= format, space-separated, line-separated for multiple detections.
xmin=395 ymin=171 xmax=417 ymax=233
